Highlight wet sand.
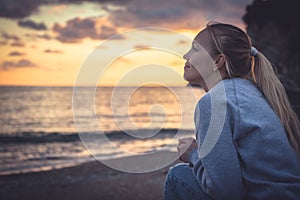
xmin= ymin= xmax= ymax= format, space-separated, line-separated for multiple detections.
xmin=0 ymin=152 xmax=180 ymax=200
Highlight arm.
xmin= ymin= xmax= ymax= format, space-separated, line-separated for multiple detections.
xmin=189 ymin=94 xmax=246 ymax=200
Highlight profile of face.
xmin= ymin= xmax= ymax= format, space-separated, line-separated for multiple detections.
xmin=183 ymin=29 xmax=223 ymax=90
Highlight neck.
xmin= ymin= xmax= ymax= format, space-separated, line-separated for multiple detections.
xmin=190 ymin=70 xmax=229 ymax=92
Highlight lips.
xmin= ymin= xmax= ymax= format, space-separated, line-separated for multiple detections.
xmin=184 ymin=62 xmax=191 ymax=70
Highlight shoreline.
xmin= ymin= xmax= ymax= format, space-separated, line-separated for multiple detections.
xmin=0 ymin=151 xmax=180 ymax=200
xmin=0 ymin=128 xmax=193 ymax=176
xmin=0 ymin=157 xmax=93 ymax=176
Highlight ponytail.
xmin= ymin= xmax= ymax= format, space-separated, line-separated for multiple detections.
xmin=252 ymin=52 xmax=300 ymax=155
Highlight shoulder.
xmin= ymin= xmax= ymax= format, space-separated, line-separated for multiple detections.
xmin=222 ymin=79 xmax=285 ymax=139
xmin=196 ymin=78 xmax=259 ymax=111
xmin=223 ymin=78 xmax=274 ymax=115
xmin=194 ymin=78 xmax=268 ymax=131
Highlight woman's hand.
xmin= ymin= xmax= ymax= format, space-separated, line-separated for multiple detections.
xmin=177 ymin=137 xmax=198 ymax=163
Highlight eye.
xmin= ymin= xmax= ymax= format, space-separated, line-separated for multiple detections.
xmin=192 ymin=45 xmax=197 ymax=51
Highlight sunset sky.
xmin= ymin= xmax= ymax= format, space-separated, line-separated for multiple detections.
xmin=0 ymin=0 xmax=253 ymax=86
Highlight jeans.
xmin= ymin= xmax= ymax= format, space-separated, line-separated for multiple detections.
xmin=164 ymin=163 xmax=214 ymax=200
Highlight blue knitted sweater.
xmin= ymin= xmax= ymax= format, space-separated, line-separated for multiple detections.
xmin=189 ymin=78 xmax=300 ymax=200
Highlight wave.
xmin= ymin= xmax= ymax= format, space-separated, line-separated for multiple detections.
xmin=26 ymin=156 xmax=74 ymax=161
xmin=0 ymin=132 xmax=80 ymax=144
xmin=0 ymin=128 xmax=193 ymax=144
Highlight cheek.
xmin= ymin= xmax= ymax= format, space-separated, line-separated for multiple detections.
xmin=184 ymin=67 xmax=203 ymax=82
xmin=189 ymin=52 xmax=215 ymax=77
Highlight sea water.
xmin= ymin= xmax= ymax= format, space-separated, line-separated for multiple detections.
xmin=0 ymin=86 xmax=204 ymax=174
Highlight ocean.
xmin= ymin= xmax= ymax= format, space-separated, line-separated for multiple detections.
xmin=0 ymin=86 xmax=204 ymax=175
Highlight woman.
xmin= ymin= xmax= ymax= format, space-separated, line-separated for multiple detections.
xmin=164 ymin=22 xmax=300 ymax=200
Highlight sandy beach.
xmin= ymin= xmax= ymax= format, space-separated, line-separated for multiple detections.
xmin=0 ymin=152 xmax=180 ymax=200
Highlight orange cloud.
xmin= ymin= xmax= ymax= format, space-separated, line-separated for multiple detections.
xmin=10 ymin=42 xmax=25 ymax=47
xmin=133 ymin=44 xmax=151 ymax=49
xmin=0 ymin=40 xmax=7 ymax=46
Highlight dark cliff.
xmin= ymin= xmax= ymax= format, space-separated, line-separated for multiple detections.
xmin=243 ymin=0 xmax=300 ymax=115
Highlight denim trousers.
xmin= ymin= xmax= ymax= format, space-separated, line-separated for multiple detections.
xmin=164 ymin=163 xmax=214 ymax=200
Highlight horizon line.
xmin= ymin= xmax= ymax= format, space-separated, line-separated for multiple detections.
xmin=0 ymin=84 xmax=190 ymax=88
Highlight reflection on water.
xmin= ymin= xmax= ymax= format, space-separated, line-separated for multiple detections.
xmin=0 ymin=86 xmax=204 ymax=134
xmin=0 ymin=86 xmax=204 ymax=174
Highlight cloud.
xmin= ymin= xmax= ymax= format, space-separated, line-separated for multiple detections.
xmin=1 ymin=59 xmax=37 ymax=70
xmin=0 ymin=0 xmax=126 ymax=19
xmin=133 ymin=44 xmax=151 ymax=49
xmin=18 ymin=19 xmax=47 ymax=30
xmin=1 ymin=32 xmax=20 ymax=41
xmin=52 ymin=17 xmax=124 ymax=43
xmin=107 ymin=0 xmax=252 ymax=30
xmin=108 ymin=1 xmax=196 ymax=29
xmin=0 ymin=40 xmax=7 ymax=45
xmin=8 ymin=51 xmax=25 ymax=56
xmin=25 ymin=33 xmax=53 ymax=40
xmin=177 ymin=39 xmax=188 ymax=45
xmin=0 ymin=0 xmax=253 ymax=43
xmin=11 ymin=42 xmax=25 ymax=47
xmin=37 ymin=34 xmax=52 ymax=40
xmin=0 ymin=0 xmax=41 ymax=19
xmin=44 ymin=49 xmax=63 ymax=54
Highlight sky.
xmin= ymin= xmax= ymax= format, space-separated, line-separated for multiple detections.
xmin=0 ymin=0 xmax=253 ymax=86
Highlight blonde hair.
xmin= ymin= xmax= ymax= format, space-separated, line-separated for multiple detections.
xmin=205 ymin=22 xmax=300 ymax=155
xmin=253 ymin=52 xmax=300 ymax=154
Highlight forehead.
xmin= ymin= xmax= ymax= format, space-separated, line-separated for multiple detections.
xmin=194 ymin=29 xmax=210 ymax=44
xmin=193 ymin=28 xmax=212 ymax=51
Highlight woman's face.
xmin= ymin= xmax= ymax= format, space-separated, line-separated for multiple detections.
xmin=183 ymin=31 xmax=217 ymax=87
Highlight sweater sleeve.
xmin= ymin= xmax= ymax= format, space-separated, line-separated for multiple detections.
xmin=189 ymin=92 xmax=246 ymax=200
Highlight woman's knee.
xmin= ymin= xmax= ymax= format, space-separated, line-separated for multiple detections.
xmin=164 ymin=163 xmax=209 ymax=200
xmin=164 ymin=163 xmax=191 ymax=199
xmin=165 ymin=163 xmax=191 ymax=184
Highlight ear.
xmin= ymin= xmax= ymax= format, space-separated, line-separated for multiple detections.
xmin=214 ymin=54 xmax=226 ymax=69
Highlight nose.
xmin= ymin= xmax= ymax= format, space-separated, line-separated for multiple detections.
xmin=183 ymin=51 xmax=190 ymax=60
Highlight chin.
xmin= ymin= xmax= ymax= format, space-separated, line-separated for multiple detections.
xmin=183 ymin=73 xmax=191 ymax=82
xmin=184 ymin=76 xmax=202 ymax=87
xmin=183 ymin=74 xmax=194 ymax=83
